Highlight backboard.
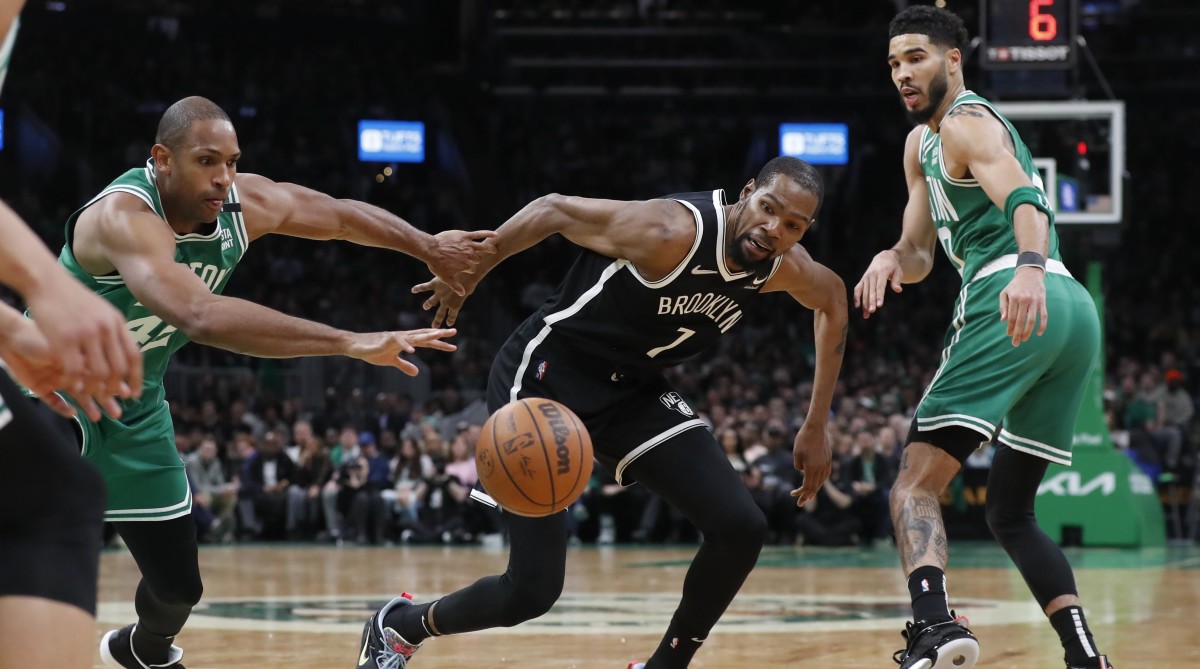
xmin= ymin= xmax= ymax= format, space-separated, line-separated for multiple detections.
xmin=994 ymin=100 xmax=1125 ymax=224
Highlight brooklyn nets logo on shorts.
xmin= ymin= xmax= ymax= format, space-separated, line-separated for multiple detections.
xmin=659 ymin=392 xmax=694 ymax=417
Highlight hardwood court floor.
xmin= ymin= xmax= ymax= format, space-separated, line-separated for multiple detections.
xmin=94 ymin=542 xmax=1200 ymax=668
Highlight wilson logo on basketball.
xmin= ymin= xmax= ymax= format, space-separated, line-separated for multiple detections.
xmin=537 ymin=402 xmax=572 ymax=475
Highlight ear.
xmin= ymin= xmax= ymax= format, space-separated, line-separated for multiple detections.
xmin=740 ymin=179 xmax=756 ymax=201
xmin=946 ymin=47 xmax=962 ymax=75
xmin=151 ymin=143 xmax=172 ymax=173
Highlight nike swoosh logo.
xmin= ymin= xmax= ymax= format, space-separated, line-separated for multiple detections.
xmin=751 ymin=276 xmax=769 ymax=285
xmin=358 ymin=634 xmax=372 ymax=666
xmin=691 ymin=265 xmax=718 ymax=275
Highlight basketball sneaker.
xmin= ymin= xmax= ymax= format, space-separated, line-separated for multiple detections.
xmin=99 ymin=624 xmax=186 ymax=668
xmin=1068 ymin=656 xmax=1114 ymax=669
xmin=626 ymin=663 xmax=646 ymax=669
xmin=357 ymin=593 xmax=423 ymax=668
xmin=892 ymin=612 xmax=979 ymax=669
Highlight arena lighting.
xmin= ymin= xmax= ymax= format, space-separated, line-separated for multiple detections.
xmin=358 ymin=120 xmax=424 ymax=163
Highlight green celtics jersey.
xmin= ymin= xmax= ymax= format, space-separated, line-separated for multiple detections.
xmin=58 ymin=159 xmax=249 ymax=421
xmin=0 ymin=17 xmax=17 ymax=94
xmin=918 ymin=90 xmax=1061 ymax=282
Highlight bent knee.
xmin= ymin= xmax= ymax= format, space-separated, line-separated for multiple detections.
xmin=497 ymin=577 xmax=562 ymax=626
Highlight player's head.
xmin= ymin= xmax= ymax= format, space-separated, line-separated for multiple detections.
xmin=150 ymin=96 xmax=240 ymax=224
xmin=728 ymin=156 xmax=823 ymax=274
xmin=887 ymin=5 xmax=969 ymax=126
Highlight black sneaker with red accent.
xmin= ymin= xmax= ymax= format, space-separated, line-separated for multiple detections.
xmin=356 ymin=593 xmax=423 ymax=669
xmin=893 ymin=612 xmax=979 ymax=669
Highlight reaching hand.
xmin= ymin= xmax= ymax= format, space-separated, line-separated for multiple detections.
xmin=853 ymin=250 xmax=904 ymax=319
xmin=22 ymin=277 xmax=142 ymax=413
xmin=346 ymin=328 xmax=458 ymax=376
xmin=412 ymin=276 xmax=469 ymax=328
xmin=999 ymin=266 xmax=1047 ymax=346
xmin=425 ymin=230 xmax=497 ymax=297
xmin=789 ymin=423 xmax=832 ymax=507
xmin=1 ymin=317 xmax=126 ymax=420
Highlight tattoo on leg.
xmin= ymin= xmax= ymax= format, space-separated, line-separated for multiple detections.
xmin=900 ymin=495 xmax=949 ymax=571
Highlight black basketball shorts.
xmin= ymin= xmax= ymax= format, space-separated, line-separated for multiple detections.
xmin=487 ymin=334 xmax=706 ymax=486
xmin=0 ymin=369 xmax=106 ymax=614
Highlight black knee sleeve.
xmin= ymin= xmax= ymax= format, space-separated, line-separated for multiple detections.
xmin=116 ymin=513 xmax=204 ymax=637
xmin=906 ymin=422 xmax=990 ymax=464
xmin=0 ymin=375 xmax=106 ymax=614
xmin=986 ymin=444 xmax=1078 ymax=609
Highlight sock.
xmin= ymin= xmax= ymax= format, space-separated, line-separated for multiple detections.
xmin=1050 ymin=606 xmax=1100 ymax=666
xmin=645 ymin=630 xmax=705 ymax=669
xmin=908 ymin=566 xmax=952 ymax=624
xmin=383 ymin=601 xmax=436 ymax=644
xmin=131 ymin=624 xmax=175 ymax=665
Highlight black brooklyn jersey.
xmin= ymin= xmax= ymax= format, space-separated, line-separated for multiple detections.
xmin=521 ymin=189 xmax=783 ymax=372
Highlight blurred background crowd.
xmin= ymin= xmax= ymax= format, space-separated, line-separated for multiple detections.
xmin=2 ymin=0 xmax=1198 ymax=547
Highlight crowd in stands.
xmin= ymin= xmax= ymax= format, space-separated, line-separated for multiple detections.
xmin=4 ymin=1 xmax=1200 ymax=547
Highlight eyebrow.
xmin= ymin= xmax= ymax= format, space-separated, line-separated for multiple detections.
xmin=887 ymin=46 xmax=929 ymax=62
xmin=764 ymin=193 xmax=812 ymax=223
xmin=195 ymin=146 xmax=242 ymax=159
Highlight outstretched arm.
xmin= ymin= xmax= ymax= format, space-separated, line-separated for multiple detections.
xmin=940 ymin=109 xmax=1049 ymax=345
xmin=761 ymin=247 xmax=849 ymax=506
xmin=91 ymin=194 xmax=455 ymax=375
xmin=414 ymin=194 xmax=687 ymax=326
xmin=853 ymin=127 xmax=938 ymax=318
xmin=236 ymin=173 xmax=496 ymax=295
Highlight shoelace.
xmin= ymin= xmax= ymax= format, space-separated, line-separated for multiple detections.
xmin=374 ymin=627 xmax=418 ymax=669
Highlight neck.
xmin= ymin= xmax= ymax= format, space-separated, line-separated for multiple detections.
xmin=157 ymin=178 xmax=210 ymax=235
xmin=927 ymin=81 xmax=967 ymax=132
xmin=722 ymin=201 xmax=746 ymax=272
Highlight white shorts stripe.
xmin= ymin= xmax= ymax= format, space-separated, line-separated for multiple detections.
xmin=614 ymin=419 xmax=707 ymax=485
xmin=509 ymin=260 xmax=624 ymax=403
xmin=998 ymin=428 xmax=1071 ymax=458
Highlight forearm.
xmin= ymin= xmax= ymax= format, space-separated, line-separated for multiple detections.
xmin=189 ymin=296 xmax=354 ymax=358
xmin=0 ymin=302 xmax=26 ymax=349
xmin=1012 ymin=204 xmax=1050 ymax=256
xmin=453 ymin=196 xmax=562 ymax=288
xmin=804 ymin=301 xmax=848 ymax=427
xmin=887 ymin=240 xmax=935 ymax=284
xmin=0 ymin=200 xmax=72 ymax=300
xmin=339 ymin=200 xmax=435 ymax=260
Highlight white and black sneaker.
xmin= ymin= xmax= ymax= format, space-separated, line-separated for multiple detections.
xmin=356 ymin=593 xmax=423 ymax=669
xmin=893 ymin=612 xmax=979 ymax=669
xmin=99 ymin=624 xmax=185 ymax=668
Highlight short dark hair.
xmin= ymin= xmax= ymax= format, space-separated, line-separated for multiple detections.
xmin=888 ymin=5 xmax=969 ymax=52
xmin=155 ymin=96 xmax=232 ymax=150
xmin=755 ymin=156 xmax=824 ymax=209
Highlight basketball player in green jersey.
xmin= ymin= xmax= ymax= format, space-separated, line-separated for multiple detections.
xmin=855 ymin=7 xmax=1112 ymax=669
xmin=58 ymin=95 xmax=495 ymax=669
xmin=0 ymin=2 xmax=145 ymax=667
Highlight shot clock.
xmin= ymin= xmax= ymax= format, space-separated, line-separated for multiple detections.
xmin=980 ymin=0 xmax=1078 ymax=70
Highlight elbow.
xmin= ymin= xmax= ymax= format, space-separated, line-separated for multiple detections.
xmin=176 ymin=299 xmax=219 ymax=345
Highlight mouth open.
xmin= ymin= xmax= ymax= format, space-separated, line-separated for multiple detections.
xmin=744 ymin=236 xmax=773 ymax=261
xmin=203 ymin=198 xmax=224 ymax=210
xmin=901 ymin=88 xmax=920 ymax=107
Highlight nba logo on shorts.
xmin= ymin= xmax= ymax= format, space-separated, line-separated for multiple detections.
xmin=535 ymin=360 xmax=548 ymax=380
xmin=659 ymin=391 xmax=694 ymax=417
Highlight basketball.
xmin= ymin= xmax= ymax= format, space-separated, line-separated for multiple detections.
xmin=475 ymin=397 xmax=593 ymax=517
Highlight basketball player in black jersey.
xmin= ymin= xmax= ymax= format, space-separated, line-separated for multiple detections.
xmin=356 ymin=156 xmax=848 ymax=669
xmin=0 ymin=3 xmax=145 ymax=667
